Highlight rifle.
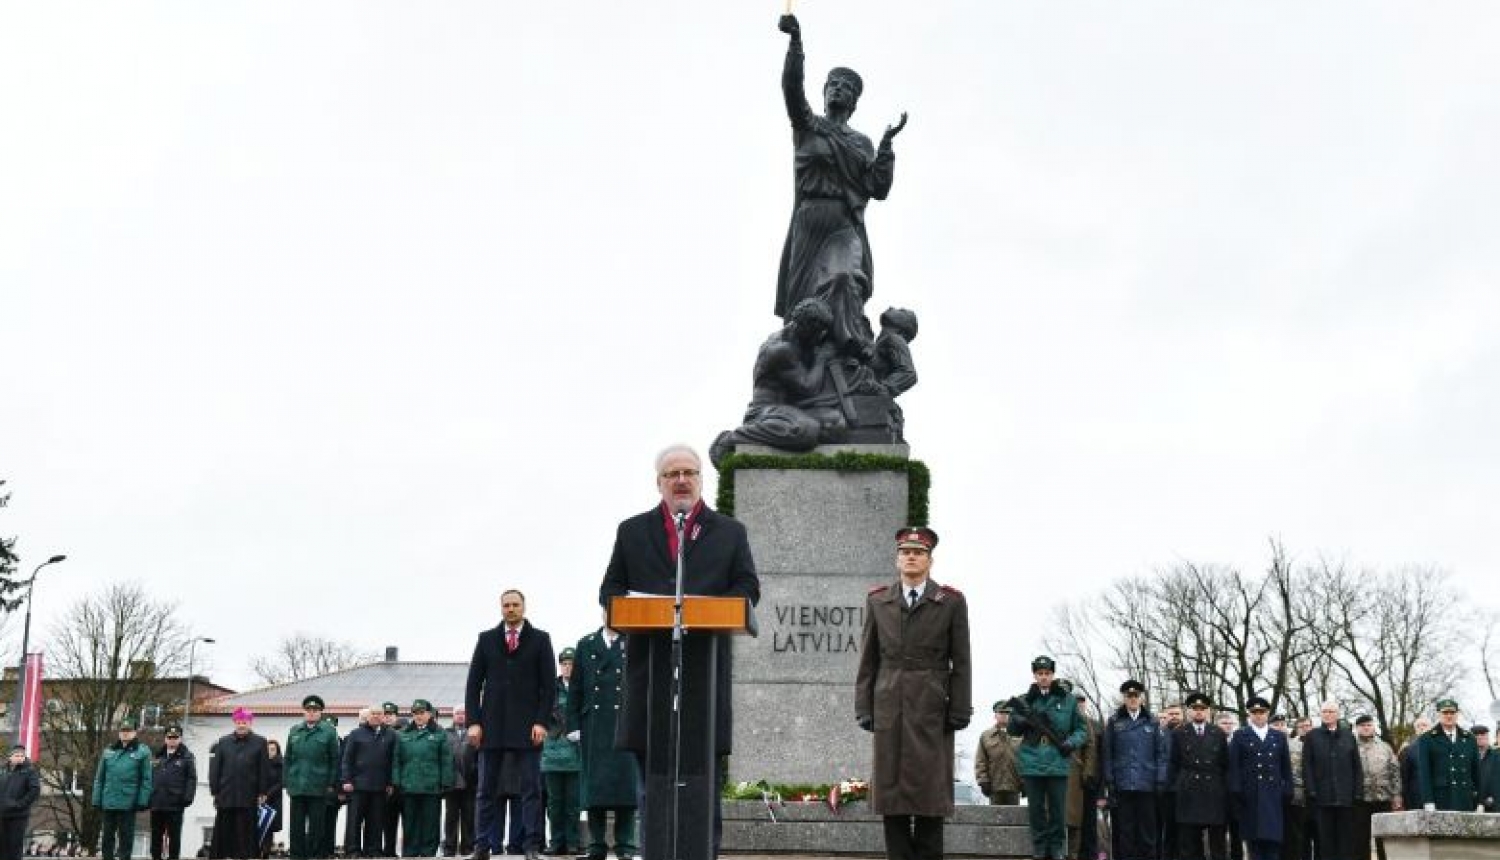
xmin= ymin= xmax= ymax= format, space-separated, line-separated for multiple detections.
xmin=1007 ymin=695 xmax=1066 ymax=749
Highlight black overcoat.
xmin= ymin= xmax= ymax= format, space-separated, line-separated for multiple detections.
xmin=209 ymin=731 xmax=272 ymax=810
xmin=598 ymin=504 xmax=760 ymax=755
xmin=465 ymin=619 xmax=556 ymax=750
xmin=1227 ymin=726 xmax=1290 ymax=842
xmin=1171 ymin=723 xmax=1229 ymax=825
xmin=1302 ymin=724 xmax=1362 ymax=807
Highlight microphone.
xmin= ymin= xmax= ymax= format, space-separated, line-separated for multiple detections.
xmin=674 ymin=510 xmax=687 ymax=532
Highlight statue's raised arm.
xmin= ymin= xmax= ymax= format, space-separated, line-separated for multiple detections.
xmin=780 ymin=15 xmax=814 ymax=130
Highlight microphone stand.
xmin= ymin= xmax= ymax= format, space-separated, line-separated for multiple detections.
xmin=670 ymin=510 xmax=687 ymax=860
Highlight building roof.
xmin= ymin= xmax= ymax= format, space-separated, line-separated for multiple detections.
xmin=200 ymin=660 xmax=469 ymax=717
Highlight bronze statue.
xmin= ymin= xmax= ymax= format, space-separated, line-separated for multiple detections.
xmin=711 ymin=298 xmax=849 ymax=465
xmin=774 ymin=14 xmax=906 ymax=360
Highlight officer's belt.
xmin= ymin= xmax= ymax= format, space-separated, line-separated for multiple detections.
xmin=881 ymin=653 xmax=948 ymax=670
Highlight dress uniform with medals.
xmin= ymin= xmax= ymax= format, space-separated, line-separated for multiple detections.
xmin=1227 ymin=697 xmax=1291 ymax=860
xmin=1171 ymin=692 xmax=1229 ymax=860
xmin=856 ymin=527 xmax=973 ymax=860
xmin=1415 ymin=698 xmax=1482 ymax=811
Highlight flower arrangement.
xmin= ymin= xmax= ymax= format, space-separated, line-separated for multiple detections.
xmin=724 ymin=778 xmax=869 ymax=815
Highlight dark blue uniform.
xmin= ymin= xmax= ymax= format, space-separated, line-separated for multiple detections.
xmin=1227 ymin=725 xmax=1291 ymax=860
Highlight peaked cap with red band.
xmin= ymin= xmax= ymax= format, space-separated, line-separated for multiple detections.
xmin=894 ymin=526 xmax=939 ymax=551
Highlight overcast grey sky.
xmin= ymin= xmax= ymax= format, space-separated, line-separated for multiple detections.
xmin=3 ymin=2 xmax=1497 ymax=722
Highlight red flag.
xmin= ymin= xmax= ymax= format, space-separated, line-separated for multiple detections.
xmin=19 ymin=653 xmax=43 ymax=758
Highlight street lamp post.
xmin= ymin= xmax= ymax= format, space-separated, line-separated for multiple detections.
xmin=184 ymin=637 xmax=215 ymax=729
xmin=10 ymin=554 xmax=66 ymax=745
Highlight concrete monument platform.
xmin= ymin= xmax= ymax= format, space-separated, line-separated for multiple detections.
xmin=722 ymin=801 xmax=1032 ymax=856
xmin=728 ymin=444 xmax=915 ymax=787
xmin=1372 ymin=810 xmax=1500 ymax=860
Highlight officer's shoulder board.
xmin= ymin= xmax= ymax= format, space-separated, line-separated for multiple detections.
xmin=868 ymin=583 xmax=889 ymax=595
xmin=936 ymin=584 xmax=963 ymax=601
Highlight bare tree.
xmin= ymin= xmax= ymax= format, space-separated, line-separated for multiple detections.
xmin=1480 ymin=610 xmax=1499 ymax=704
xmin=1040 ymin=540 xmax=1464 ymax=743
xmin=1042 ymin=601 xmax=1112 ymax=721
xmin=1322 ymin=563 xmax=1465 ymax=741
xmin=249 ymin=633 xmax=377 ymax=687
xmin=34 ymin=582 xmax=193 ymax=848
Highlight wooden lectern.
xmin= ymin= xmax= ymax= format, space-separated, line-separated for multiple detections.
xmin=608 ymin=595 xmax=752 ymax=860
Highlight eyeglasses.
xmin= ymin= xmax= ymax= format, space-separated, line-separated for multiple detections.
xmin=659 ymin=469 xmax=701 ymax=481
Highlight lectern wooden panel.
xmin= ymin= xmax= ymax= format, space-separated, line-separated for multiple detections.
xmin=608 ymin=595 xmax=749 ymax=860
xmin=608 ymin=595 xmax=750 ymax=634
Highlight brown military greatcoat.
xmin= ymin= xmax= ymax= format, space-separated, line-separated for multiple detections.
xmin=856 ymin=578 xmax=973 ymax=817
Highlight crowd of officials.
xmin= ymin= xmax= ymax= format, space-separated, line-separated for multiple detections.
xmin=976 ymin=660 xmax=1500 ymax=860
xmin=9 ymin=616 xmax=631 ymax=860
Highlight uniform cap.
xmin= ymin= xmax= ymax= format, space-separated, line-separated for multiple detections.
xmin=164 ymin=725 xmax=183 ymax=738
xmin=1435 ymin=698 xmax=1459 ymax=712
xmin=1119 ymin=679 xmax=1145 ymax=695
xmin=1246 ymin=696 xmax=1271 ymax=712
xmin=895 ymin=526 xmax=938 ymax=551
xmin=1271 ymin=715 xmax=1287 ymax=723
xmin=383 ymin=702 xmax=399 ymax=715
xmin=992 ymin=700 xmax=1007 ymax=713
xmin=1031 ymin=655 xmax=1056 ymax=672
xmin=559 ymin=648 xmax=576 ymax=662
xmin=119 ymin=718 xmax=139 ymax=730
xmin=302 ymin=695 xmax=326 ymax=710
xmin=411 ymin=699 xmax=432 ymax=713
xmin=1184 ymin=691 xmax=1212 ymax=709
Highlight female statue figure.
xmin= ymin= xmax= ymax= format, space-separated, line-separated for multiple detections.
xmin=775 ymin=14 xmax=907 ymax=359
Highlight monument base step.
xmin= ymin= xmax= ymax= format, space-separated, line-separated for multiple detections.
xmin=721 ymin=800 xmax=1034 ymax=857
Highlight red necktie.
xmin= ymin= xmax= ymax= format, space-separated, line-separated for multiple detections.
xmin=506 ymin=628 xmax=518 ymax=653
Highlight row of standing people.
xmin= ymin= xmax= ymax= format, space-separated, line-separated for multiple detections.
xmin=986 ymin=663 xmax=1500 ymax=860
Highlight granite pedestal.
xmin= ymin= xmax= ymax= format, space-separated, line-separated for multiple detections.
xmin=728 ymin=443 xmax=912 ymax=788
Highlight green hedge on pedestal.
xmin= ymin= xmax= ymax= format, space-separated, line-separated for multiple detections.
xmin=714 ymin=450 xmax=930 ymax=526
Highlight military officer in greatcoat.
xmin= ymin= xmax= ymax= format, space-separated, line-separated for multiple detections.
xmin=1227 ymin=697 xmax=1292 ymax=860
xmin=1415 ymin=698 xmax=1483 ymax=812
xmin=1171 ymin=692 xmax=1230 ymax=860
xmin=856 ymin=526 xmax=973 ymax=860
xmin=975 ymin=702 xmax=1023 ymax=806
xmin=567 ymin=611 xmax=639 ymax=860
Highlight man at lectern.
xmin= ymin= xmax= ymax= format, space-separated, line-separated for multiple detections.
xmin=597 ymin=443 xmax=760 ymax=856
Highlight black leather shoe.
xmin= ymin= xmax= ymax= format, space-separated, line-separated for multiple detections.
xmin=468 ymin=848 xmax=491 ymax=860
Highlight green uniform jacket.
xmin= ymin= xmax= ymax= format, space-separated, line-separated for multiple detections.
xmin=285 ymin=719 xmax=341 ymax=797
xmin=394 ymin=722 xmax=454 ymax=796
xmin=566 ymin=629 xmax=638 ymax=809
xmin=93 ymin=740 xmax=152 ymax=811
xmin=1007 ymin=683 xmax=1086 ymax=778
xmin=1416 ymin=725 xmax=1481 ymax=810
xmin=541 ymin=677 xmax=582 ymax=773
